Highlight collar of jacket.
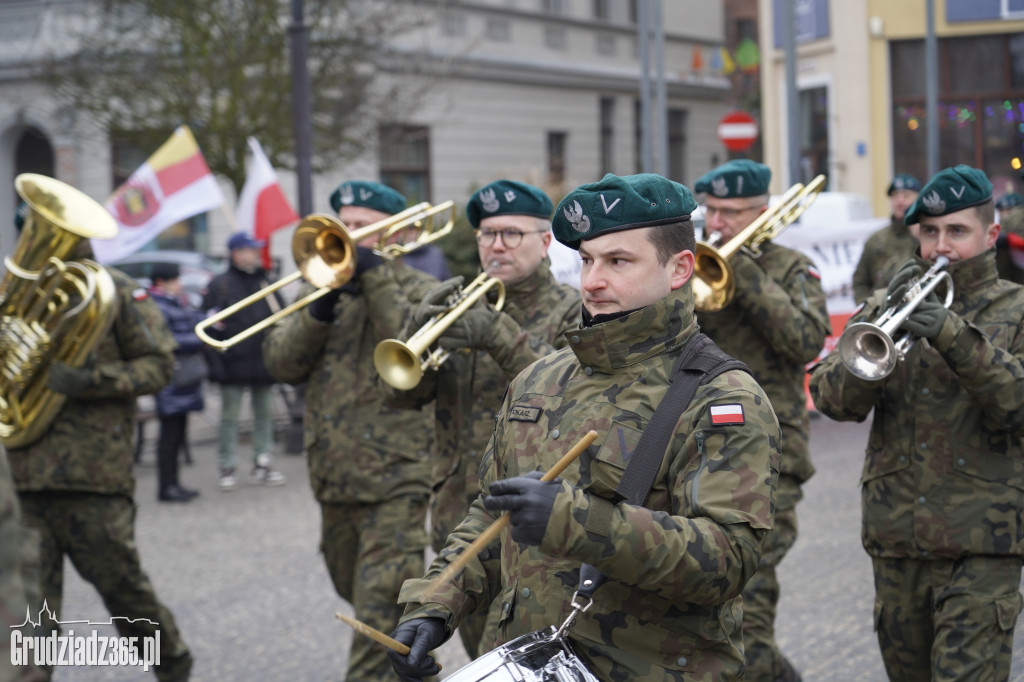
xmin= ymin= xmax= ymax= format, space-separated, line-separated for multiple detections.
xmin=890 ymin=216 xmax=910 ymax=236
xmin=567 ymin=283 xmax=698 ymax=372
xmin=502 ymin=257 xmax=556 ymax=304
xmin=914 ymin=248 xmax=998 ymax=299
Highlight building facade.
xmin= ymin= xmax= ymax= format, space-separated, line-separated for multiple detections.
xmin=758 ymin=0 xmax=1024 ymax=214
xmin=0 ymin=0 xmax=739 ymax=261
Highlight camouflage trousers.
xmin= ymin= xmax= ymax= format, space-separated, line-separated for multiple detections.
xmin=741 ymin=474 xmax=803 ymax=681
xmin=320 ymin=494 xmax=428 ymax=682
xmin=871 ymin=555 xmax=1024 ymax=682
xmin=18 ymin=492 xmax=192 ymax=682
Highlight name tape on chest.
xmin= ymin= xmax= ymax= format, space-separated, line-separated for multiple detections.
xmin=709 ymin=403 xmax=745 ymax=426
xmin=509 ymin=405 xmax=542 ymax=422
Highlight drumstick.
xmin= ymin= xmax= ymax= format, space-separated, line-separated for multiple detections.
xmin=423 ymin=430 xmax=599 ymax=600
xmin=335 ymin=613 xmax=442 ymax=670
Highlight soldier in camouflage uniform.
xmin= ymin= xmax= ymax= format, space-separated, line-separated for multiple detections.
xmin=7 ymin=247 xmax=192 ymax=681
xmin=389 ymin=173 xmax=781 ymax=682
xmin=383 ymin=179 xmax=580 ymax=657
xmin=693 ymin=160 xmax=829 ymax=682
xmin=261 ymin=181 xmax=437 ymax=682
xmin=994 ymin=192 xmax=1024 ymax=284
xmin=852 ymin=173 xmax=922 ymax=304
xmin=810 ymin=165 xmax=1024 ymax=682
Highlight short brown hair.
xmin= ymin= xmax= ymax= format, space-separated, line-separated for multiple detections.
xmin=646 ymin=220 xmax=695 ymax=266
xmin=976 ymin=199 xmax=995 ymax=226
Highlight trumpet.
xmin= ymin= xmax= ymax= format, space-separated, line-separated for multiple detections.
xmin=196 ymin=200 xmax=455 ymax=351
xmin=693 ymin=174 xmax=825 ymax=312
xmin=837 ymin=257 xmax=954 ymax=381
xmin=374 ymin=273 xmax=506 ymax=390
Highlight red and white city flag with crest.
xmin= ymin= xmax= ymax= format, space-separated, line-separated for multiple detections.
xmin=93 ymin=126 xmax=225 ymax=263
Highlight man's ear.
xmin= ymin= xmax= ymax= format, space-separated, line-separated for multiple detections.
xmin=987 ymin=222 xmax=1000 ymax=250
xmin=670 ymin=250 xmax=695 ymax=290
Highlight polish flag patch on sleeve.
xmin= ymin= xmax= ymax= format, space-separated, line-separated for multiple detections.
xmin=709 ymin=403 xmax=745 ymax=425
xmin=808 ymin=265 xmax=821 ymax=280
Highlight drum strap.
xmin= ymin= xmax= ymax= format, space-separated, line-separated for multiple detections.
xmin=577 ymin=332 xmax=750 ymax=599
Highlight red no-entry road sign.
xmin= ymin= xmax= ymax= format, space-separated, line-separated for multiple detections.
xmin=717 ymin=111 xmax=759 ymax=151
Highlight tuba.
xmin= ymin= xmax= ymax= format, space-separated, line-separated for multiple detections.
xmin=837 ymin=256 xmax=954 ymax=381
xmin=374 ymin=272 xmax=505 ymax=390
xmin=693 ymin=174 xmax=825 ymax=312
xmin=0 ymin=174 xmax=119 ymax=448
xmin=196 ymin=201 xmax=455 ymax=351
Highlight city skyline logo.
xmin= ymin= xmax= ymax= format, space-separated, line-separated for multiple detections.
xmin=11 ymin=601 xmax=159 ymax=629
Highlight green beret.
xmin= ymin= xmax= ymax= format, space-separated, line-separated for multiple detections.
xmin=552 ymin=173 xmax=696 ymax=250
xmin=905 ymin=165 xmax=993 ymax=225
xmin=693 ymin=160 xmax=770 ymax=198
xmin=996 ymin=192 xmax=1023 ymax=211
xmin=887 ymin=173 xmax=921 ymax=195
xmin=14 ymin=201 xmax=28 ymax=232
xmin=465 ymin=179 xmax=553 ymax=229
xmin=329 ymin=180 xmax=406 ymax=215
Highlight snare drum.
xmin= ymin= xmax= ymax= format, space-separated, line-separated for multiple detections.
xmin=443 ymin=628 xmax=598 ymax=682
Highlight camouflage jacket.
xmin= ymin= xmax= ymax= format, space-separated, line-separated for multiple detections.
xmin=399 ymin=285 xmax=781 ymax=681
xmin=698 ymin=243 xmax=828 ymax=487
xmin=810 ymin=250 xmax=1024 ymax=560
xmin=261 ymin=262 xmax=436 ymax=505
xmin=386 ymin=260 xmax=580 ymax=549
xmin=9 ymin=268 xmax=175 ymax=498
xmin=852 ymin=217 xmax=918 ymax=304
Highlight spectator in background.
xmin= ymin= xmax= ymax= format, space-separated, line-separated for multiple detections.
xmin=851 ymin=173 xmax=922 ymax=304
xmin=202 ymin=233 xmax=286 ymax=491
xmin=149 ymin=263 xmax=203 ymax=503
xmin=995 ymin=192 xmax=1024 ymax=284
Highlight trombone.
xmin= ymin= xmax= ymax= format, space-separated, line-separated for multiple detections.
xmin=837 ymin=257 xmax=954 ymax=381
xmin=196 ymin=200 xmax=455 ymax=351
xmin=693 ymin=174 xmax=826 ymax=313
xmin=374 ymin=273 xmax=506 ymax=390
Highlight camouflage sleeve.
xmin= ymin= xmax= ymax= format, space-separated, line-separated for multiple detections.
xmin=397 ymin=494 xmax=503 ymax=630
xmin=730 ymin=251 xmax=830 ymax=364
xmin=928 ymin=311 xmax=1024 ymax=433
xmin=79 ymin=276 xmax=175 ymax=398
xmin=537 ymin=378 xmax=780 ymax=606
xmin=807 ymin=297 xmax=885 ymax=422
xmin=486 ymin=293 xmax=578 ymax=377
xmin=261 ymin=285 xmax=332 ymax=385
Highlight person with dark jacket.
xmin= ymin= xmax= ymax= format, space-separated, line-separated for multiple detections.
xmin=201 ymin=233 xmax=286 ymax=490
xmin=149 ymin=263 xmax=203 ymax=503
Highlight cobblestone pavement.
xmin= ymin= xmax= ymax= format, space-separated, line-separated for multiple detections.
xmin=48 ymin=407 xmax=1023 ymax=681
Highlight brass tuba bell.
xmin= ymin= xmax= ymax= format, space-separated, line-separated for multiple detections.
xmin=0 ymin=174 xmax=119 ymax=448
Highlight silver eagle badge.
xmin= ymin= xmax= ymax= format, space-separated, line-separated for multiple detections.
xmin=563 ymin=200 xmax=591 ymax=234
xmin=711 ymin=176 xmax=729 ymax=197
xmin=921 ymin=190 xmax=945 ymax=215
xmin=480 ymin=188 xmax=500 ymax=213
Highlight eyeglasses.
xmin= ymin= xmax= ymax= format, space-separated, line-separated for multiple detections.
xmin=699 ymin=204 xmax=761 ymax=220
xmin=475 ymin=229 xmax=547 ymax=248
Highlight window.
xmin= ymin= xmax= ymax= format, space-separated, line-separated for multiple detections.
xmin=379 ymin=125 xmax=431 ymax=202
xmin=548 ymin=131 xmax=568 ymax=186
xmin=486 ymin=17 xmax=511 ymax=41
xmin=544 ymin=25 xmax=567 ymax=50
xmin=440 ymin=12 xmax=466 ymax=37
xmin=541 ymin=0 xmax=564 ymax=14
xmin=799 ymin=86 xmax=830 ymax=187
xmin=600 ymin=97 xmax=615 ymax=174
xmin=595 ymin=33 xmax=616 ymax=56
xmin=667 ymin=108 xmax=687 ymax=183
xmin=593 ymin=0 xmax=611 ymax=20
xmin=891 ymin=33 xmax=1024 ymax=191
xmin=628 ymin=0 xmax=638 ymax=23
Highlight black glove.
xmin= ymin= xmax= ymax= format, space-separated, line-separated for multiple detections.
xmin=410 ymin=276 xmax=464 ymax=332
xmin=437 ymin=304 xmax=500 ymax=350
xmin=387 ymin=618 xmax=446 ymax=682
xmin=483 ymin=470 xmax=560 ymax=547
xmin=308 ymin=286 xmax=347 ymax=323
xmin=898 ymin=299 xmax=950 ymax=340
xmin=355 ymin=246 xmax=383 ymax=275
xmin=46 ymin=360 xmax=95 ymax=397
xmin=885 ymin=260 xmax=922 ymax=309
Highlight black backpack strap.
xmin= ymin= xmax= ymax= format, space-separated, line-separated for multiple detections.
xmin=614 ymin=332 xmax=750 ymax=506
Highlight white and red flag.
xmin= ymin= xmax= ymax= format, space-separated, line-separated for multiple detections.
xmin=235 ymin=137 xmax=299 ymax=269
xmin=94 ymin=126 xmax=225 ymax=263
